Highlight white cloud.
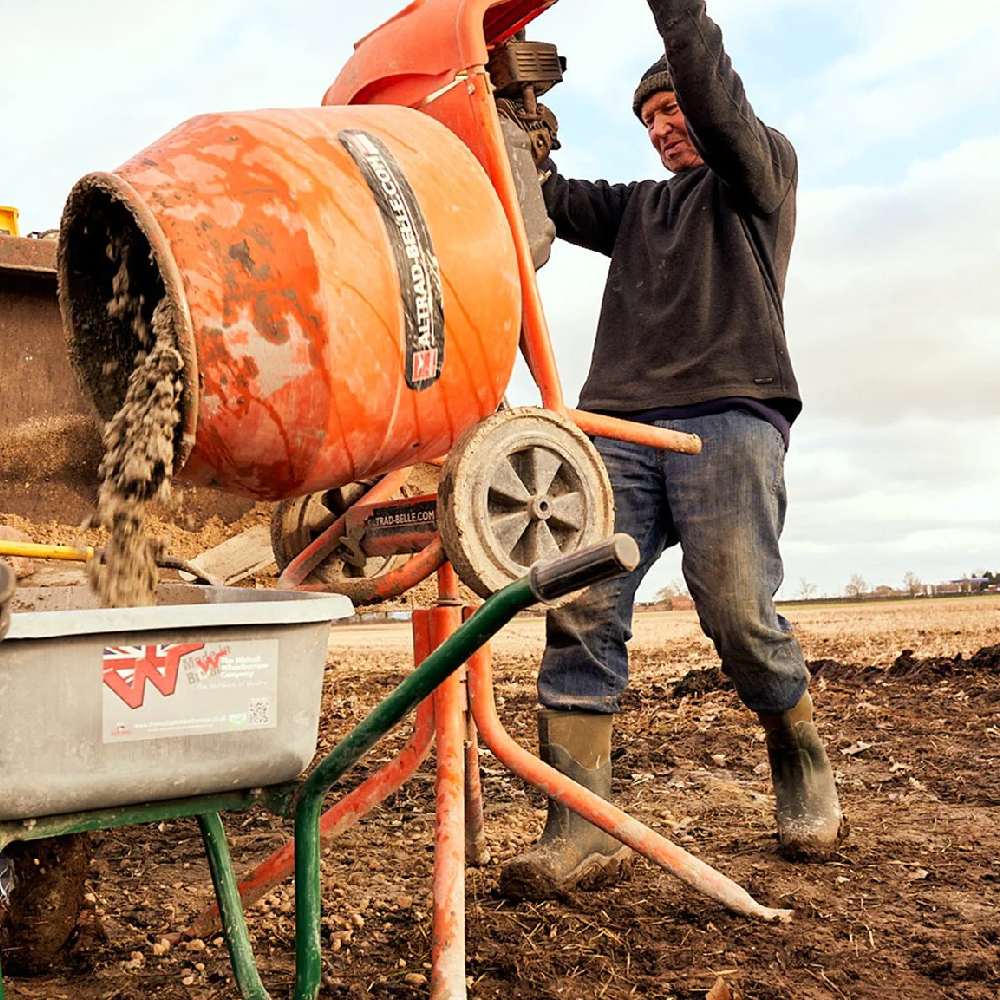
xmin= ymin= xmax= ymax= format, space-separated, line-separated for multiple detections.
xmin=788 ymin=137 xmax=1000 ymax=423
xmin=814 ymin=0 xmax=1000 ymax=79
xmin=779 ymin=1 xmax=1000 ymax=174
xmin=779 ymin=415 xmax=1000 ymax=594
xmin=1 ymin=1 xmax=395 ymax=229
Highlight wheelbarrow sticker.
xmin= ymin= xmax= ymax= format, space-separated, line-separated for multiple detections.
xmin=102 ymin=643 xmax=204 ymax=710
xmin=102 ymin=639 xmax=280 ymax=743
xmin=338 ymin=128 xmax=446 ymax=391
xmin=190 ymin=645 xmax=230 ymax=679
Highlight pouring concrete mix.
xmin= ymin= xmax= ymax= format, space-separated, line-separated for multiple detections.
xmin=86 ymin=242 xmax=184 ymax=607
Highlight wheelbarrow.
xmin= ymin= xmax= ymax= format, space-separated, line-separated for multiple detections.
xmin=0 ymin=538 xmax=702 ymax=1000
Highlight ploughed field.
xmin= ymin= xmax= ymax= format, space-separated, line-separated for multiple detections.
xmin=6 ymin=597 xmax=999 ymax=999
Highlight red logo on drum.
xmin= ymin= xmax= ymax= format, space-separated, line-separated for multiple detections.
xmin=411 ymin=348 xmax=439 ymax=384
xmin=102 ymin=643 xmax=205 ymax=710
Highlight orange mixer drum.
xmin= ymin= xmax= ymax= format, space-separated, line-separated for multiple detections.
xmin=58 ymin=106 xmax=522 ymax=500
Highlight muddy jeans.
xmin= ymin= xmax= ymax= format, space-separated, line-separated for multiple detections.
xmin=538 ymin=410 xmax=809 ymax=716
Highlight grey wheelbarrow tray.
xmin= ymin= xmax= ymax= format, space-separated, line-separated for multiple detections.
xmin=0 ymin=539 xmax=637 ymax=1000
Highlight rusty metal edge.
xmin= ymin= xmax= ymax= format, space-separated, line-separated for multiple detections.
xmin=56 ymin=172 xmax=200 ymax=472
xmin=0 ymin=235 xmax=57 ymax=279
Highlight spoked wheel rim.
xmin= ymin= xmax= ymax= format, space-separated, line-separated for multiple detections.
xmin=437 ymin=408 xmax=614 ymax=601
xmin=481 ymin=443 xmax=588 ymax=574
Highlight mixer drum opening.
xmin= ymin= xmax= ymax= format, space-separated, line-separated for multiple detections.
xmin=59 ymin=175 xmax=197 ymax=470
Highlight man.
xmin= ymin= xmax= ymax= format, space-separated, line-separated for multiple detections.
xmin=501 ymin=0 xmax=844 ymax=900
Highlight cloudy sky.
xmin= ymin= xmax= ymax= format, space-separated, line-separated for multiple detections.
xmin=4 ymin=1 xmax=998 ymax=599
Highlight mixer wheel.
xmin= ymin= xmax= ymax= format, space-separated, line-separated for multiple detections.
xmin=437 ymin=408 xmax=614 ymax=602
xmin=270 ymin=482 xmax=404 ymax=586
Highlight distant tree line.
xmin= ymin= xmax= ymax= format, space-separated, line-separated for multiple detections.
xmin=838 ymin=569 xmax=999 ymax=599
xmin=787 ymin=570 xmax=1000 ymax=602
xmin=661 ymin=570 xmax=999 ymax=606
xmin=655 ymin=579 xmax=691 ymax=603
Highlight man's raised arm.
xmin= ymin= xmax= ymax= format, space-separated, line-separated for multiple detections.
xmin=647 ymin=0 xmax=796 ymax=214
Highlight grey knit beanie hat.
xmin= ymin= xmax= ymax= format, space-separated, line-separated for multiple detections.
xmin=632 ymin=55 xmax=674 ymax=121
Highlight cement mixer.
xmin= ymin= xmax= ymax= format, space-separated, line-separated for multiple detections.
xmin=57 ymin=0 xmax=701 ymax=605
xmin=0 ymin=6 xmax=813 ymax=998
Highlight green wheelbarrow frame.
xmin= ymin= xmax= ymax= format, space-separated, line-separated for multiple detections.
xmin=0 ymin=538 xmax=639 ymax=1000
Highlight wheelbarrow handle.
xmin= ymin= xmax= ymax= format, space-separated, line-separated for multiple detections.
xmin=529 ymin=533 xmax=640 ymax=603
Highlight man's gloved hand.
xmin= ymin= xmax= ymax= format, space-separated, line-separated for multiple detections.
xmin=0 ymin=562 xmax=15 ymax=641
xmin=646 ymin=0 xmax=702 ymax=28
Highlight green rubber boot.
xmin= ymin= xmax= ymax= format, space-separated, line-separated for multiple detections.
xmin=499 ymin=710 xmax=632 ymax=900
xmin=758 ymin=692 xmax=845 ymax=858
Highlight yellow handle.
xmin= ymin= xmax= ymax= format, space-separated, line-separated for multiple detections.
xmin=0 ymin=540 xmax=95 ymax=562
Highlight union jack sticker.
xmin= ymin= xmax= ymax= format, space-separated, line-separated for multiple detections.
xmin=102 ymin=643 xmax=204 ymax=711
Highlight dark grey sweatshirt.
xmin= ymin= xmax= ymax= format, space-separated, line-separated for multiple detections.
xmin=542 ymin=0 xmax=801 ymax=423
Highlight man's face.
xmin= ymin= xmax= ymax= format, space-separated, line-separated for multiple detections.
xmin=641 ymin=91 xmax=704 ymax=174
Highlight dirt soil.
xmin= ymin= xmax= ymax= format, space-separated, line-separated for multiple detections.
xmin=3 ymin=597 xmax=999 ymax=999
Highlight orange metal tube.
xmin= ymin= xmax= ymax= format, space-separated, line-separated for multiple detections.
xmin=185 ymin=696 xmax=436 ymax=940
xmin=436 ymin=562 xmax=461 ymax=603
xmin=430 ymin=602 xmax=468 ymax=1000
xmin=464 ymin=70 xmax=566 ymax=414
xmin=293 ymin=537 xmax=447 ymax=605
xmin=463 ymin=708 xmax=490 ymax=867
xmin=569 ymin=409 xmax=703 ymax=455
xmin=465 ymin=640 xmax=792 ymax=923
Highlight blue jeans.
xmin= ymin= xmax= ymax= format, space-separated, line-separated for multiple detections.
xmin=538 ymin=410 xmax=809 ymax=716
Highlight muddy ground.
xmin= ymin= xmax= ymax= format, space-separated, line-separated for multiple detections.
xmin=4 ymin=597 xmax=999 ymax=999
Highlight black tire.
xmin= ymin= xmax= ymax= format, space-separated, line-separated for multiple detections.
xmin=0 ymin=834 xmax=90 ymax=974
xmin=436 ymin=408 xmax=614 ymax=600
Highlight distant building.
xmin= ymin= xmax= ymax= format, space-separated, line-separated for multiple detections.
xmin=929 ymin=578 xmax=989 ymax=595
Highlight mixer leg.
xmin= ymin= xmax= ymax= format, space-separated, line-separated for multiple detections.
xmin=431 ymin=662 xmax=467 ymax=1000
xmin=463 ymin=698 xmax=490 ymax=867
